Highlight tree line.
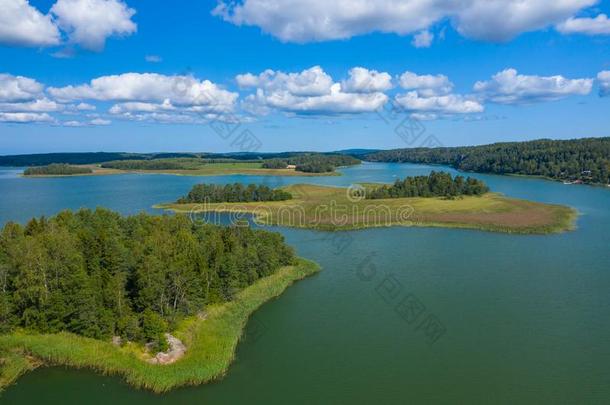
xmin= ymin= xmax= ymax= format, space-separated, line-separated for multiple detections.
xmin=23 ymin=164 xmax=93 ymax=176
xmin=262 ymin=154 xmax=361 ymax=173
xmin=0 ymin=209 xmax=295 ymax=350
xmin=367 ymin=171 xmax=489 ymax=199
xmin=177 ymin=183 xmax=292 ymax=204
xmin=101 ymin=158 xmax=203 ymax=171
xmin=365 ymin=137 xmax=610 ymax=185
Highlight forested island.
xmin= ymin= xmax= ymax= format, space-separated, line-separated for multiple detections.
xmin=261 ymin=154 xmax=361 ymax=173
xmin=0 ymin=209 xmax=319 ymax=391
xmin=23 ymin=164 xmax=93 ymax=176
xmin=367 ymin=171 xmax=489 ymax=199
xmin=177 ymin=183 xmax=292 ymax=204
xmin=365 ymin=137 xmax=610 ymax=185
xmin=159 ymin=182 xmax=576 ymax=234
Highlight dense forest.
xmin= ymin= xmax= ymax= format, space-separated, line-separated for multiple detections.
xmin=177 ymin=183 xmax=292 ymax=203
xmin=366 ymin=137 xmax=610 ymax=185
xmin=100 ymin=158 xmax=265 ymax=171
xmin=23 ymin=164 xmax=93 ymax=176
xmin=101 ymin=158 xmax=204 ymax=171
xmin=367 ymin=171 xmax=489 ymax=199
xmin=0 ymin=209 xmax=295 ymax=350
xmin=262 ymin=154 xmax=361 ymax=173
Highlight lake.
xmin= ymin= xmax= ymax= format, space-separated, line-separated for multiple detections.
xmin=1 ymin=163 xmax=609 ymax=404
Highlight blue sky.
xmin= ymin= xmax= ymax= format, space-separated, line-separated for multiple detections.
xmin=1 ymin=0 xmax=609 ymax=154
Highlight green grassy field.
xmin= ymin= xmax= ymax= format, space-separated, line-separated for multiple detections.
xmin=0 ymin=258 xmax=320 ymax=393
xmin=157 ymin=183 xmax=578 ymax=234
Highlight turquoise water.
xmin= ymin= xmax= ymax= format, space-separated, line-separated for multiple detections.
xmin=1 ymin=163 xmax=609 ymax=404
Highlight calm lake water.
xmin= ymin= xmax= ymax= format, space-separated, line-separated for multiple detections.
xmin=1 ymin=163 xmax=609 ymax=404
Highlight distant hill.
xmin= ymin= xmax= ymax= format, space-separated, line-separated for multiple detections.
xmin=365 ymin=137 xmax=610 ymax=185
xmin=0 ymin=152 xmax=199 ymax=167
xmin=0 ymin=150 xmax=370 ymax=166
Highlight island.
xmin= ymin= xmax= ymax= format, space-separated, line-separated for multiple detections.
xmin=158 ymin=172 xmax=577 ymax=234
xmin=0 ymin=209 xmax=319 ymax=392
xmin=21 ymin=154 xmax=361 ymax=178
xmin=23 ymin=163 xmax=93 ymax=176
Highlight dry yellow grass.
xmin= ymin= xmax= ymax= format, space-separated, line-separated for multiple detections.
xmin=157 ymin=183 xmax=578 ymax=234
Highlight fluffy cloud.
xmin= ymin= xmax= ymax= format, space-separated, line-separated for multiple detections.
xmin=0 ymin=0 xmax=136 ymax=51
xmin=48 ymin=73 xmax=238 ymax=113
xmin=237 ymin=66 xmax=334 ymax=96
xmin=0 ymin=73 xmax=44 ymax=102
xmin=89 ymin=118 xmax=111 ymax=125
xmin=213 ymin=0 xmax=597 ymax=43
xmin=399 ymin=71 xmax=453 ymax=97
xmin=0 ymin=112 xmax=54 ymax=123
xmin=394 ymin=70 xmax=482 ymax=116
xmin=598 ymin=71 xmax=610 ymax=97
xmin=394 ymin=92 xmax=484 ymax=115
xmin=0 ymin=98 xmax=63 ymax=112
xmin=109 ymin=99 xmax=175 ymax=114
xmin=237 ymin=66 xmax=388 ymax=115
xmin=51 ymin=0 xmax=137 ymax=51
xmin=341 ymin=67 xmax=393 ymax=93
xmin=63 ymin=117 xmax=111 ymax=126
xmin=412 ymin=30 xmax=433 ymax=48
xmin=557 ymin=14 xmax=610 ymax=35
xmin=0 ymin=0 xmax=61 ymax=47
xmin=474 ymin=68 xmax=593 ymax=104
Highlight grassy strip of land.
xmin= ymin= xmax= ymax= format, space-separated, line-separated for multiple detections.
xmin=23 ymin=162 xmax=340 ymax=177
xmin=0 ymin=258 xmax=320 ymax=393
xmin=157 ymin=184 xmax=577 ymax=234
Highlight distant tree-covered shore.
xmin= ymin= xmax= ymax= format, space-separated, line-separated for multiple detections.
xmin=177 ymin=183 xmax=292 ymax=204
xmin=367 ymin=171 xmax=489 ymax=199
xmin=23 ymin=164 xmax=93 ymax=176
xmin=0 ymin=209 xmax=295 ymax=351
xmin=365 ymin=137 xmax=610 ymax=185
xmin=262 ymin=154 xmax=360 ymax=173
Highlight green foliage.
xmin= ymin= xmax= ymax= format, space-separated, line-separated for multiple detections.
xmin=262 ymin=153 xmax=360 ymax=173
xmin=366 ymin=137 xmax=610 ymax=185
xmin=142 ymin=309 xmax=168 ymax=352
xmin=177 ymin=183 xmax=292 ymax=204
xmin=0 ymin=259 xmax=319 ymax=393
xmin=0 ymin=209 xmax=295 ymax=348
xmin=23 ymin=164 xmax=93 ymax=176
xmin=101 ymin=158 xmax=205 ymax=171
xmin=367 ymin=171 xmax=489 ymax=199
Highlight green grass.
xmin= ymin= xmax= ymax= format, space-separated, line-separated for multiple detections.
xmin=0 ymin=258 xmax=320 ymax=393
xmin=157 ymin=183 xmax=578 ymax=235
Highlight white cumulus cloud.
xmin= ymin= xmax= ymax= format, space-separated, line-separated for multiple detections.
xmin=0 ymin=98 xmax=63 ymax=112
xmin=0 ymin=73 xmax=45 ymax=102
xmin=394 ymin=92 xmax=484 ymax=115
xmin=0 ymin=112 xmax=54 ymax=123
xmin=237 ymin=66 xmax=388 ymax=115
xmin=48 ymin=73 xmax=238 ymax=113
xmin=474 ymin=68 xmax=593 ymax=104
xmin=51 ymin=0 xmax=137 ymax=51
xmin=213 ymin=0 xmax=597 ymax=43
xmin=0 ymin=0 xmax=61 ymax=47
xmin=341 ymin=67 xmax=393 ymax=93
xmin=398 ymin=71 xmax=453 ymax=97
xmin=557 ymin=14 xmax=610 ymax=35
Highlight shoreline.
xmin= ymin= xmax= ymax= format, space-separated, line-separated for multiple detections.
xmin=0 ymin=258 xmax=320 ymax=393
xmin=157 ymin=184 xmax=578 ymax=235
xmin=20 ymin=166 xmax=342 ymax=178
